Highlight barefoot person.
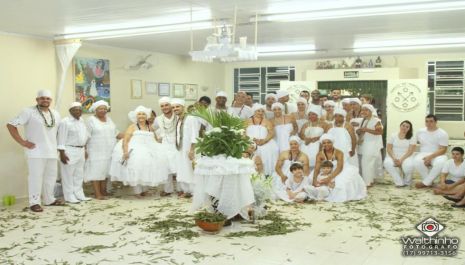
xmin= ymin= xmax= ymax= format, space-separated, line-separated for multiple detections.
xmin=277 ymin=163 xmax=310 ymax=203
xmin=7 ymin=89 xmax=64 ymax=212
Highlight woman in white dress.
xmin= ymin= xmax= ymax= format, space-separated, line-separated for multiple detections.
xmin=433 ymin=147 xmax=465 ymax=196
xmin=321 ymin=100 xmax=336 ymax=124
xmin=293 ymin=97 xmax=309 ymax=133
xmin=308 ymin=134 xmax=367 ymax=202
xmin=300 ymin=106 xmax=329 ymax=169
xmin=384 ymin=120 xmax=416 ymax=187
xmin=328 ymin=108 xmax=358 ymax=167
xmin=246 ymin=104 xmax=279 ymax=176
xmin=271 ymin=102 xmax=298 ymax=153
xmin=85 ymin=100 xmax=122 ymax=200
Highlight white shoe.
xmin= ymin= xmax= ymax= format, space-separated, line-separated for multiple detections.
xmin=77 ymin=196 xmax=92 ymax=201
xmin=66 ymin=199 xmax=80 ymax=204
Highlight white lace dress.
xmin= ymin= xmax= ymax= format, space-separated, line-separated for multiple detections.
xmin=246 ymin=124 xmax=279 ymax=176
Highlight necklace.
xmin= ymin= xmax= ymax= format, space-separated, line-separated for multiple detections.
xmin=162 ymin=114 xmax=176 ymax=134
xmin=323 ymin=149 xmax=335 ymax=161
xmin=175 ymin=115 xmax=186 ymax=150
xmin=289 ymin=150 xmax=301 ymax=162
xmin=252 ymin=116 xmax=263 ymax=125
xmin=36 ymin=105 xmax=55 ymax=128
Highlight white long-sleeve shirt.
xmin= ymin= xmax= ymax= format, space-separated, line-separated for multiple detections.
xmin=57 ymin=116 xmax=88 ymax=151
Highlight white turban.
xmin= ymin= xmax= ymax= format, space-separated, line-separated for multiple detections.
xmin=265 ymin=93 xmax=277 ymax=101
xmin=324 ymin=100 xmax=336 ymax=107
xmin=37 ymin=89 xmax=52 ymax=98
xmin=362 ymin=104 xmax=376 ymax=114
xmin=320 ymin=133 xmax=335 ymax=143
xmin=252 ymin=103 xmax=265 ymax=113
xmin=90 ymin=100 xmax=110 ymax=112
xmin=334 ymin=108 xmax=347 ymax=117
xmin=271 ymin=102 xmax=284 ymax=110
xmin=159 ymin=97 xmax=171 ymax=105
xmin=342 ymin=98 xmax=351 ymax=104
xmin=307 ymin=106 xmax=322 ymax=118
xmin=69 ymin=102 xmax=82 ymax=110
xmin=128 ymin=105 xmax=152 ymax=123
xmin=276 ymin=90 xmax=289 ymax=99
xmin=171 ymin=98 xmax=185 ymax=106
xmin=289 ymin=135 xmax=301 ymax=144
xmin=216 ymin=91 xmax=228 ymax=99
xmin=296 ymin=97 xmax=308 ymax=105
xmin=350 ymin=98 xmax=362 ymax=105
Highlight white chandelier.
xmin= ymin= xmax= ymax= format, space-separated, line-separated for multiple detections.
xmin=190 ymin=24 xmax=257 ymax=63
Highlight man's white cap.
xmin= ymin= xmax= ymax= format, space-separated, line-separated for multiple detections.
xmin=37 ymin=89 xmax=52 ymax=98
xmin=324 ymin=100 xmax=336 ymax=107
xmin=159 ymin=97 xmax=171 ymax=105
xmin=334 ymin=108 xmax=347 ymax=117
xmin=216 ymin=91 xmax=228 ymax=99
xmin=69 ymin=102 xmax=82 ymax=109
xmin=90 ymin=100 xmax=110 ymax=112
xmin=265 ymin=93 xmax=277 ymax=101
xmin=276 ymin=90 xmax=289 ymax=99
xmin=171 ymin=98 xmax=185 ymax=106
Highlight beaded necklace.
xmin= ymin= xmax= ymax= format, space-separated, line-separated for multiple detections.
xmin=161 ymin=114 xmax=176 ymax=134
xmin=288 ymin=150 xmax=301 ymax=162
xmin=175 ymin=114 xmax=186 ymax=150
xmin=36 ymin=105 xmax=55 ymax=128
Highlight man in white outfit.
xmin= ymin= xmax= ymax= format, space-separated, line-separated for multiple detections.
xmin=276 ymin=90 xmax=297 ymax=114
xmin=57 ymin=102 xmax=90 ymax=203
xmin=414 ymin=114 xmax=449 ymax=188
xmin=213 ymin=91 xmax=229 ymax=112
xmin=153 ymin=97 xmax=177 ymax=196
xmin=6 ymin=89 xmax=63 ymax=212
xmin=228 ymin=91 xmax=253 ymax=119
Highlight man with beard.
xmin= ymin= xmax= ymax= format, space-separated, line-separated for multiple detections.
xmin=7 ymin=89 xmax=63 ymax=212
xmin=331 ymin=88 xmax=343 ymax=109
xmin=153 ymin=97 xmax=177 ymax=196
xmin=228 ymin=91 xmax=253 ymax=120
xmin=57 ymin=102 xmax=90 ymax=203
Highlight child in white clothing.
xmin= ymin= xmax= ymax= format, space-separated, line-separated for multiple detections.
xmin=307 ymin=160 xmax=335 ymax=200
xmin=282 ymin=163 xmax=309 ymax=203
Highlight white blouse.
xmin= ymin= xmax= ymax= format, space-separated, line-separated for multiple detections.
xmin=387 ymin=133 xmax=416 ymax=158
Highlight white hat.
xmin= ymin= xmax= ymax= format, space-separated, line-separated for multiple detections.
xmin=289 ymin=135 xmax=301 ymax=144
xmin=362 ymin=104 xmax=376 ymax=114
xmin=271 ymin=102 xmax=284 ymax=110
xmin=36 ymin=89 xmax=52 ymax=98
xmin=216 ymin=91 xmax=228 ymax=99
xmin=90 ymin=100 xmax=110 ymax=112
xmin=307 ymin=106 xmax=322 ymax=118
xmin=128 ymin=105 xmax=152 ymax=123
xmin=69 ymin=102 xmax=82 ymax=110
xmin=159 ymin=97 xmax=171 ymax=105
xmin=320 ymin=133 xmax=335 ymax=143
xmin=265 ymin=93 xmax=277 ymax=101
xmin=342 ymin=98 xmax=351 ymax=104
xmin=350 ymin=98 xmax=362 ymax=105
xmin=296 ymin=97 xmax=308 ymax=105
xmin=171 ymin=98 xmax=185 ymax=106
xmin=276 ymin=90 xmax=289 ymax=99
xmin=334 ymin=108 xmax=347 ymax=117
xmin=252 ymin=103 xmax=265 ymax=113
xmin=324 ymin=100 xmax=336 ymax=107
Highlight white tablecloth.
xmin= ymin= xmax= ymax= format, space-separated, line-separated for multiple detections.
xmin=191 ymin=155 xmax=255 ymax=219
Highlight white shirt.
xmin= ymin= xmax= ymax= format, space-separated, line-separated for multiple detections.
xmin=416 ymin=128 xmax=449 ymax=153
xmin=8 ymin=106 xmax=61 ymax=159
xmin=57 ymin=116 xmax=88 ymax=150
xmin=228 ymin=105 xmax=253 ymax=120
xmin=387 ymin=133 xmax=416 ymax=158
xmin=153 ymin=114 xmax=177 ymax=144
xmin=441 ymin=159 xmax=465 ymax=182
xmin=285 ymin=176 xmax=310 ymax=192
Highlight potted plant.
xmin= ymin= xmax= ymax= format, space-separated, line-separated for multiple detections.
xmin=194 ymin=210 xmax=227 ymax=232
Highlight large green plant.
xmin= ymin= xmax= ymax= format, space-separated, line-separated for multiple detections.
xmin=190 ymin=107 xmax=251 ymax=159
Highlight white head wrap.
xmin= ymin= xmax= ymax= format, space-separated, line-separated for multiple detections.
xmin=171 ymin=98 xmax=185 ymax=106
xmin=271 ymin=102 xmax=284 ymax=110
xmin=289 ymin=135 xmax=301 ymax=144
xmin=252 ymin=103 xmax=265 ymax=113
xmin=276 ymin=90 xmax=289 ymax=99
xmin=216 ymin=91 xmax=228 ymax=99
xmin=36 ymin=89 xmax=52 ymax=98
xmin=324 ymin=100 xmax=336 ymax=107
xmin=362 ymin=104 xmax=376 ymax=114
xmin=265 ymin=93 xmax=277 ymax=101
xmin=350 ymin=98 xmax=362 ymax=105
xmin=69 ymin=102 xmax=82 ymax=110
xmin=159 ymin=97 xmax=171 ymax=105
xmin=128 ymin=105 xmax=152 ymax=123
xmin=90 ymin=100 xmax=110 ymax=112
xmin=296 ymin=97 xmax=308 ymax=105
xmin=307 ymin=105 xmax=322 ymax=118
xmin=334 ymin=108 xmax=347 ymax=117
xmin=320 ymin=133 xmax=335 ymax=143
xmin=342 ymin=98 xmax=351 ymax=105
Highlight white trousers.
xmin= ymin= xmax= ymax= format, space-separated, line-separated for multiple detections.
xmin=383 ymin=156 xmax=415 ymax=186
xmin=27 ymin=158 xmax=57 ymax=206
xmin=414 ymin=153 xmax=448 ymax=186
xmin=306 ymin=185 xmax=331 ymax=200
xmin=361 ymin=154 xmax=378 ymax=186
xmin=60 ymin=149 xmax=86 ymax=202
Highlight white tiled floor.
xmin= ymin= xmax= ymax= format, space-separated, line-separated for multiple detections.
xmin=1 ymin=181 xmax=464 ymax=265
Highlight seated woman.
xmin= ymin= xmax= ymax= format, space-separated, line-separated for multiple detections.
xmin=271 ymin=102 xmax=298 ymax=153
xmin=384 ymin=120 xmax=416 ymax=187
xmin=433 ymin=147 xmax=465 ymax=196
xmin=273 ymin=136 xmax=310 ymax=192
xmin=276 ymin=163 xmax=310 ymax=203
xmin=309 ymin=134 xmax=367 ymax=202
xmin=110 ymin=106 xmax=168 ymax=197
xmin=246 ymin=104 xmax=279 ymax=176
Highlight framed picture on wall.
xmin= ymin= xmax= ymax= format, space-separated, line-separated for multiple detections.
xmin=173 ymin=83 xmax=185 ymax=98
xmin=185 ymin=84 xmax=198 ymax=100
xmin=146 ymin=81 xmax=157 ymax=95
xmin=131 ymin=79 xmax=143 ymax=99
xmin=158 ymin=82 xmax=170 ymax=96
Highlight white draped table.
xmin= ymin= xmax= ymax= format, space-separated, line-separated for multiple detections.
xmin=191 ymin=155 xmax=255 ymax=219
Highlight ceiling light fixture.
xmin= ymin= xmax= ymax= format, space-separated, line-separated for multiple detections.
xmin=352 ymin=37 xmax=465 ymax=52
xmin=353 ymin=43 xmax=465 ymax=53
xmin=257 ymin=44 xmax=318 ymax=57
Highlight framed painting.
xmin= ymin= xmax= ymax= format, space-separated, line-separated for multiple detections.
xmin=74 ymin=57 xmax=111 ymax=113
xmin=173 ymin=83 xmax=185 ymax=98
xmin=146 ymin=81 xmax=157 ymax=95
xmin=131 ymin=79 xmax=143 ymax=99
xmin=185 ymin=84 xmax=198 ymax=100
xmin=158 ymin=82 xmax=170 ymax=96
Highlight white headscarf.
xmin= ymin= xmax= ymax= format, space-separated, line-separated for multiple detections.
xmin=276 ymin=90 xmax=289 ymax=99
xmin=128 ymin=105 xmax=152 ymax=123
xmin=265 ymin=93 xmax=277 ymax=101
xmin=307 ymin=105 xmax=322 ymax=118
xmin=350 ymin=98 xmax=362 ymax=105
xmin=296 ymin=97 xmax=308 ymax=106
xmin=252 ymin=103 xmax=265 ymax=113
xmin=289 ymin=135 xmax=301 ymax=144
xmin=334 ymin=108 xmax=347 ymax=117
xmin=271 ymin=102 xmax=284 ymax=110
xmin=362 ymin=104 xmax=376 ymax=114
xmin=159 ymin=97 xmax=171 ymax=105
xmin=320 ymin=133 xmax=335 ymax=143
xmin=171 ymin=98 xmax=185 ymax=106
xmin=324 ymin=100 xmax=336 ymax=107
xmin=90 ymin=100 xmax=110 ymax=112
xmin=342 ymin=98 xmax=351 ymax=105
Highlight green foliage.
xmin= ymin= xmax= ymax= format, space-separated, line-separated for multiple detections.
xmin=190 ymin=107 xmax=251 ymax=159
xmin=193 ymin=211 xmax=226 ymax=223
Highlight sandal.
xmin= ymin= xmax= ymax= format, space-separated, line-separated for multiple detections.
xmin=30 ymin=204 xmax=43 ymax=212
xmin=46 ymin=199 xmax=65 ymax=206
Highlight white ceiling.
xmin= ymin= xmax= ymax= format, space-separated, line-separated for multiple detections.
xmin=1 ymin=0 xmax=465 ymax=58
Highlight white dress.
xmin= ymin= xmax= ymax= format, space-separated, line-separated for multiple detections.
xmin=246 ymin=125 xmax=279 ymax=176
xmin=328 ymin=123 xmax=358 ymax=167
xmin=274 ymin=123 xmax=293 ymax=152
xmin=276 ymin=176 xmax=310 ymax=202
xmin=301 ymin=126 xmax=324 ymax=167
xmin=325 ymin=156 xmax=367 ymax=202
xmin=295 ymin=116 xmax=308 ymax=134
xmin=85 ymin=116 xmax=118 ymax=182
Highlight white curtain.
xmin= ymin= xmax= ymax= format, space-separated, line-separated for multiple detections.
xmin=55 ymin=40 xmax=81 ymax=109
